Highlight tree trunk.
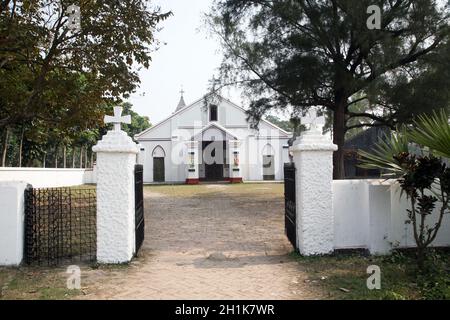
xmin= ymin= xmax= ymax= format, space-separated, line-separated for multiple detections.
xmin=417 ymin=246 xmax=426 ymax=272
xmin=72 ymin=147 xmax=76 ymax=168
xmin=1 ymin=127 xmax=10 ymax=167
xmin=79 ymin=146 xmax=83 ymax=168
xmin=18 ymin=127 xmax=24 ymax=167
xmin=332 ymin=95 xmax=348 ymax=180
xmin=55 ymin=145 xmax=58 ymax=168
xmin=63 ymin=146 xmax=67 ymax=168
xmin=43 ymin=153 xmax=46 ymax=168
xmin=90 ymin=152 xmax=94 ymax=168
xmin=84 ymin=146 xmax=88 ymax=169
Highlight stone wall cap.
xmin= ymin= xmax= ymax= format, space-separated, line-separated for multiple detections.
xmin=291 ymin=129 xmax=338 ymax=152
xmin=292 ymin=143 xmax=338 ymax=151
xmin=92 ymin=130 xmax=139 ymax=154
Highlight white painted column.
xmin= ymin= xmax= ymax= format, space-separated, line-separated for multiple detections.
xmin=186 ymin=141 xmax=199 ymax=184
xmin=291 ymin=126 xmax=337 ymax=255
xmin=92 ymin=130 xmax=139 ymax=263
xmin=229 ymin=140 xmax=242 ymax=183
xmin=0 ymin=181 xmax=29 ymax=266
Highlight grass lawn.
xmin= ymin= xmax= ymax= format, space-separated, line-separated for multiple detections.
xmin=0 ymin=266 xmax=81 ymax=300
xmin=294 ymin=250 xmax=450 ymax=300
xmin=0 ymin=262 xmax=132 ymax=300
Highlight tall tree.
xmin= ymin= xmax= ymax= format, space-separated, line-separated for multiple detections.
xmin=208 ymin=0 xmax=449 ymax=178
xmin=264 ymin=115 xmax=293 ymax=132
xmin=0 ymin=0 xmax=171 ymax=134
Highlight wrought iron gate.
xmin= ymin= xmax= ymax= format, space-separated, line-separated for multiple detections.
xmin=24 ymin=187 xmax=96 ymax=266
xmin=134 ymin=164 xmax=145 ymax=254
xmin=284 ymin=163 xmax=297 ymax=250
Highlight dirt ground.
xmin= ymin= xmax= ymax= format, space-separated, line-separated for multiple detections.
xmin=78 ymin=183 xmax=322 ymax=299
xmin=1 ymin=183 xmax=326 ymax=300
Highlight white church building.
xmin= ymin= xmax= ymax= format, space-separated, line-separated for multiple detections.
xmin=135 ymin=93 xmax=291 ymax=184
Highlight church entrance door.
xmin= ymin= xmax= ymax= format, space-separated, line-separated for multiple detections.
xmin=202 ymin=141 xmax=226 ymax=181
xmin=153 ymin=157 xmax=165 ymax=182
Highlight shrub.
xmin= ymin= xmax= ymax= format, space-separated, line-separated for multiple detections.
xmin=359 ymin=109 xmax=450 ymax=272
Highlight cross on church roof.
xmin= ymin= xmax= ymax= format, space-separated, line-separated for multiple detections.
xmin=104 ymin=106 xmax=131 ymax=132
xmin=176 ymin=86 xmax=187 ymax=111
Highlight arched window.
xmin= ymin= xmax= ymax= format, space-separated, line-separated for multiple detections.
xmin=152 ymin=146 xmax=165 ymax=182
xmin=262 ymin=144 xmax=275 ymax=181
xmin=152 ymin=145 xmax=166 ymax=158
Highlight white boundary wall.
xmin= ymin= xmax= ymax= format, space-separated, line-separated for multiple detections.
xmin=333 ymin=179 xmax=450 ymax=254
xmin=0 ymin=181 xmax=29 ymax=265
xmin=0 ymin=167 xmax=96 ymax=188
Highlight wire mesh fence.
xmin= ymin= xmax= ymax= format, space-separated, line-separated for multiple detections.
xmin=24 ymin=187 xmax=96 ymax=266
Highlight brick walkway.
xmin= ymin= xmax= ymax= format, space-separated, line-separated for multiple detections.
xmin=82 ymin=184 xmax=321 ymax=299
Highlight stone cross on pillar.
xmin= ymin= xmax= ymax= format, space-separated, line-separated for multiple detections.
xmin=93 ymin=108 xmax=139 ymax=264
xmin=105 ymin=107 xmax=131 ymax=132
xmin=291 ymin=108 xmax=337 ymax=256
xmin=301 ymin=108 xmax=325 ymax=133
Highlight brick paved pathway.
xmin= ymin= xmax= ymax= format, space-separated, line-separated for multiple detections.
xmin=82 ymin=184 xmax=321 ymax=299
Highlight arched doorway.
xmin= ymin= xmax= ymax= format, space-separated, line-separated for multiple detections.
xmin=262 ymin=144 xmax=275 ymax=181
xmin=152 ymin=146 xmax=165 ymax=182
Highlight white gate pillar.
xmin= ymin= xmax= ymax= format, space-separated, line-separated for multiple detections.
xmin=291 ymin=120 xmax=337 ymax=255
xmin=229 ymin=140 xmax=242 ymax=183
xmin=92 ymin=107 xmax=139 ymax=264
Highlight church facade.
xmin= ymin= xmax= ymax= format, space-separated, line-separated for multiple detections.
xmin=135 ymin=94 xmax=291 ymax=184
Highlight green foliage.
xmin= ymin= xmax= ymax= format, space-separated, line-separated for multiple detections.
xmin=291 ymin=250 xmax=450 ymax=300
xmin=409 ymin=109 xmax=450 ymax=159
xmin=358 ymin=128 xmax=410 ymax=177
xmin=416 ymin=250 xmax=450 ymax=300
xmin=0 ymin=1 xmax=166 ymax=166
xmin=119 ymin=102 xmax=152 ymax=139
xmin=264 ymin=115 xmax=293 ymax=132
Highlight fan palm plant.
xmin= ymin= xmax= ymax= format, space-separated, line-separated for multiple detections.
xmin=408 ymin=109 xmax=450 ymax=159
xmin=358 ymin=109 xmax=450 ymax=272
xmin=358 ymin=127 xmax=410 ymax=177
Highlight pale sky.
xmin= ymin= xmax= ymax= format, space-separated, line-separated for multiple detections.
xmin=126 ymin=0 xmax=243 ymax=125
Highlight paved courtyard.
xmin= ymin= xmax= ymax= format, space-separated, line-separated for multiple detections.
xmin=82 ymin=183 xmax=321 ymax=299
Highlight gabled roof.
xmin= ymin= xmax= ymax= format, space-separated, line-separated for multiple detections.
xmin=134 ymin=93 xmax=291 ymax=140
xmin=218 ymin=95 xmax=291 ymax=137
xmin=191 ymin=122 xmax=238 ymax=141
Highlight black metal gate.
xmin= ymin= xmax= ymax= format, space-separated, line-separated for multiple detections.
xmin=284 ymin=163 xmax=297 ymax=250
xmin=134 ymin=164 xmax=145 ymax=254
xmin=24 ymin=187 xmax=96 ymax=266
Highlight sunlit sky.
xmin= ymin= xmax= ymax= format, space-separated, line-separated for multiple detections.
xmin=126 ymin=0 xmax=243 ymax=125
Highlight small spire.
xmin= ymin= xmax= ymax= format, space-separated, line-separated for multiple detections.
xmin=176 ymin=86 xmax=186 ymax=111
